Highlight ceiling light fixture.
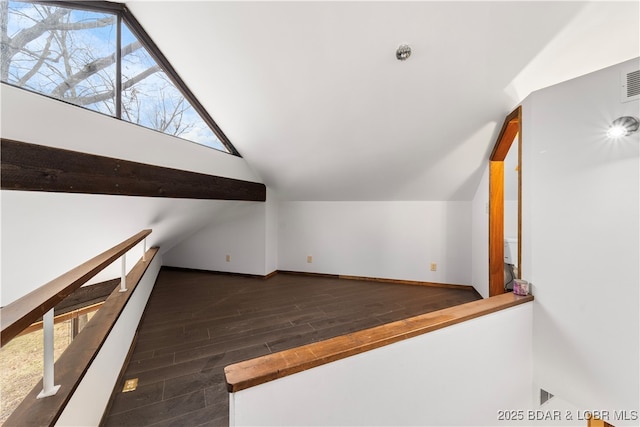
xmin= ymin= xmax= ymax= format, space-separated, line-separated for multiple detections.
xmin=396 ymin=44 xmax=411 ymax=61
xmin=607 ymin=116 xmax=639 ymax=139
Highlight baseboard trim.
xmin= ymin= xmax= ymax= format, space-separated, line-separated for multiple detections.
xmin=264 ymin=270 xmax=279 ymax=279
xmin=337 ymin=274 xmax=475 ymax=291
xmin=162 ymin=265 xmax=474 ymax=291
xmin=277 ymin=270 xmax=339 ymax=279
xmin=162 ymin=265 xmax=276 ymax=280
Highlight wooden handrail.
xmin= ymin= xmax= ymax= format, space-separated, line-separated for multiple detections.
xmin=6 ymin=247 xmax=160 ymax=426
xmin=225 ymin=292 xmax=534 ymax=392
xmin=17 ymin=302 xmax=104 ymax=338
xmin=0 ymin=229 xmax=151 ymax=347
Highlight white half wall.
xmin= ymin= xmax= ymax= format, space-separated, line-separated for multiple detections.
xmin=55 ymin=252 xmax=162 ymax=427
xmin=278 ymin=201 xmax=472 ymax=286
xmin=523 ymin=58 xmax=639 ymax=419
xmin=230 ymin=302 xmax=534 ymax=426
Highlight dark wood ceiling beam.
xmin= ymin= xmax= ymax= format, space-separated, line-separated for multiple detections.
xmin=0 ymin=139 xmax=266 ymax=201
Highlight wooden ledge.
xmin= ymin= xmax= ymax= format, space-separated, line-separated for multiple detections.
xmin=225 ymin=292 xmax=533 ymax=392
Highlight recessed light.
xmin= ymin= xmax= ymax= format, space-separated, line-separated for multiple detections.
xmin=607 ymin=116 xmax=639 ymax=139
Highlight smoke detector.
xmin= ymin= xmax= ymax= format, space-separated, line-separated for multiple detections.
xmin=396 ymin=44 xmax=411 ymax=61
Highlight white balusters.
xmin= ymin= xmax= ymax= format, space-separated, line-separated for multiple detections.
xmin=119 ymin=255 xmax=127 ymax=293
xmin=37 ymin=309 xmax=60 ymax=398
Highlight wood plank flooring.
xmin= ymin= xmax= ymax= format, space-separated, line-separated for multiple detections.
xmin=102 ymin=268 xmax=481 ymax=427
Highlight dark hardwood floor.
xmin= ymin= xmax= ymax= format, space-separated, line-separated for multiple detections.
xmin=102 ymin=268 xmax=481 ymax=427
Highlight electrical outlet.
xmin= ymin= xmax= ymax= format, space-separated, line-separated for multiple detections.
xmin=307 ymin=255 xmax=313 ymax=263
xmin=430 ymin=263 xmax=437 ymax=272
xmin=226 ymin=254 xmax=231 ymax=262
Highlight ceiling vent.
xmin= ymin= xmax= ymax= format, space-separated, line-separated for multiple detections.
xmin=621 ymin=67 xmax=640 ymax=103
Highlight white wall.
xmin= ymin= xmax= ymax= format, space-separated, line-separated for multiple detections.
xmin=162 ymin=200 xmax=268 ymax=276
xmin=0 ymin=84 xmax=264 ymax=305
xmin=523 ymin=58 xmax=639 ymax=420
xmin=230 ymin=302 xmax=534 ymax=426
xmin=0 ymin=191 xmax=252 ymax=304
xmin=0 ymin=85 xmax=258 ymax=182
xmin=504 ymin=136 xmax=520 ymax=240
xmin=278 ymin=201 xmax=472 ymax=286
xmin=264 ymin=189 xmax=279 ymax=275
xmin=504 ymin=200 xmax=519 ymax=242
xmin=55 ymin=253 xmax=162 ymax=427
xmin=162 ymin=187 xmax=280 ymax=276
xmin=471 ymin=166 xmax=490 ymax=298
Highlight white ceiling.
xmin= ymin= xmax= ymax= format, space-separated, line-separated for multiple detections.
xmin=125 ymin=1 xmax=639 ymax=201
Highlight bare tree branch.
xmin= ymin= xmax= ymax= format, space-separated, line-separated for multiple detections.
xmin=16 ymin=31 xmax=55 ymax=86
xmin=2 ymin=5 xmax=114 ymax=81
xmin=72 ymin=64 xmax=161 ymax=106
xmin=155 ymin=96 xmax=195 ymax=136
xmin=4 ymin=8 xmax=68 ymax=62
xmin=1 ymin=0 xmax=12 ymax=80
xmin=52 ymin=41 xmax=144 ymax=98
xmin=122 ymin=64 xmax=161 ymax=91
xmin=58 ymin=18 xmax=77 ymax=98
xmin=7 ymin=10 xmax=113 ymax=60
xmin=2 ymin=2 xmax=201 ymax=142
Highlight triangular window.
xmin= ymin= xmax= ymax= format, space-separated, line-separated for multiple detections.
xmin=1 ymin=1 xmax=238 ymax=155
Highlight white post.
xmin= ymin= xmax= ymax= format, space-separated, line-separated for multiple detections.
xmin=142 ymin=237 xmax=147 ymax=262
xmin=37 ymin=309 xmax=60 ymax=398
xmin=119 ymin=255 xmax=127 ymax=292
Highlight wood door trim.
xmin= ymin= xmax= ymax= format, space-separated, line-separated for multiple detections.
xmin=491 ymin=108 xmax=520 ymax=161
xmin=489 ymin=106 xmax=522 ymax=297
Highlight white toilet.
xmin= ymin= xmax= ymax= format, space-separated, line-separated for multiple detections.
xmin=504 ymin=237 xmax=518 ymax=290
xmin=504 ymin=237 xmax=518 ymax=266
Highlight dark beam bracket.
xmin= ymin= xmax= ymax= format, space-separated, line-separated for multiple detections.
xmin=0 ymin=139 xmax=266 ymax=201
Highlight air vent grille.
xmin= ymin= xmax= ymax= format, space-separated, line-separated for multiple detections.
xmin=627 ymin=70 xmax=640 ymax=98
xmin=622 ymin=66 xmax=640 ymax=103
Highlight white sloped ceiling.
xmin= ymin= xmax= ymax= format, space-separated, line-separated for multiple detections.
xmin=125 ymin=1 xmax=639 ymax=201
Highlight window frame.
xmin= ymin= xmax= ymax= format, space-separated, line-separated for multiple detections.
xmin=4 ymin=0 xmax=241 ymax=156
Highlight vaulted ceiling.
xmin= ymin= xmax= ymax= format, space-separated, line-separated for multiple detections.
xmin=124 ymin=1 xmax=639 ymax=201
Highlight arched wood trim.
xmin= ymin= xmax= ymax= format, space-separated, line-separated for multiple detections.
xmin=489 ymin=106 xmax=522 ymax=297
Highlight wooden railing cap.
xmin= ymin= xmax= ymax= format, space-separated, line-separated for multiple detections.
xmin=225 ymin=292 xmax=534 ymax=392
xmin=1 ymin=229 xmax=151 ymax=347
